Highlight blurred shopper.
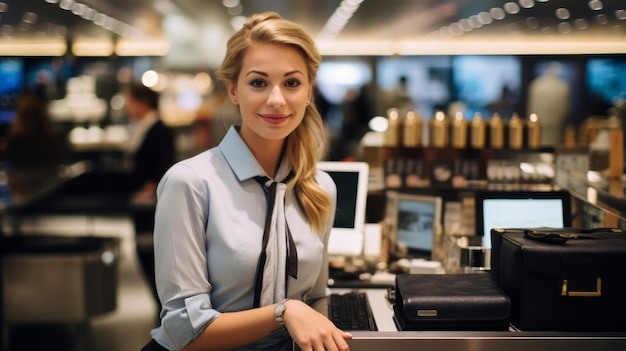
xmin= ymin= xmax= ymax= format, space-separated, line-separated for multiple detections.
xmin=5 ymin=90 xmax=67 ymax=201
xmin=124 ymin=83 xmax=176 ymax=202
xmin=124 ymin=83 xmax=176 ymax=320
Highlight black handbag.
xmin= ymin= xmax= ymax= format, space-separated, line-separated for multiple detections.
xmin=491 ymin=227 xmax=626 ymax=331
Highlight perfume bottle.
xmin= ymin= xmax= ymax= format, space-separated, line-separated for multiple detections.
xmin=384 ymin=108 xmax=400 ymax=147
xmin=470 ymin=112 xmax=486 ymax=149
xmin=526 ymin=113 xmax=541 ymax=149
xmin=489 ymin=112 xmax=504 ymax=149
xmin=451 ymin=112 xmax=467 ymax=148
xmin=403 ymin=110 xmax=422 ymax=147
xmin=430 ymin=110 xmax=448 ymax=148
xmin=508 ymin=113 xmax=523 ymax=149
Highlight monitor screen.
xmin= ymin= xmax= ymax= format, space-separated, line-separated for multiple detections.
xmin=326 ymin=170 xmax=360 ymax=229
xmin=475 ymin=190 xmax=571 ymax=249
xmin=386 ymin=191 xmax=442 ymax=258
xmin=317 ymin=161 xmax=369 ymax=232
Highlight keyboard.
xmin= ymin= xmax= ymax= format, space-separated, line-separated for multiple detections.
xmin=329 ymin=292 xmax=378 ymax=331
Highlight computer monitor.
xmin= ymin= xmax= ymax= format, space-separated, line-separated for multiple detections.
xmin=317 ymin=161 xmax=369 ymax=257
xmin=475 ymin=190 xmax=572 ymax=249
xmin=386 ymin=191 xmax=442 ymax=259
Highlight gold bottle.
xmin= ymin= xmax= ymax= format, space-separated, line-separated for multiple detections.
xmin=384 ymin=108 xmax=400 ymax=147
xmin=430 ymin=110 xmax=448 ymax=148
xmin=564 ymin=124 xmax=577 ymax=148
xmin=526 ymin=113 xmax=541 ymax=149
xmin=451 ymin=112 xmax=467 ymax=148
xmin=403 ymin=110 xmax=422 ymax=147
xmin=470 ymin=112 xmax=486 ymax=149
xmin=508 ymin=113 xmax=524 ymax=149
xmin=489 ymin=112 xmax=504 ymax=149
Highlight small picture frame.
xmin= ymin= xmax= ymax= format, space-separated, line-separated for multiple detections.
xmin=385 ymin=191 xmax=443 ymax=260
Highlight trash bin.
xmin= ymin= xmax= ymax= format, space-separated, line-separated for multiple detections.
xmin=1 ymin=235 xmax=120 ymax=324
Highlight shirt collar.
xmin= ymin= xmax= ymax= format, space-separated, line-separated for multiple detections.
xmin=218 ymin=126 xmax=292 ymax=183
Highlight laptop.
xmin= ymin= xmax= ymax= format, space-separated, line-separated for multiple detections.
xmin=317 ymin=161 xmax=369 ymax=257
xmin=475 ymin=190 xmax=572 ymax=249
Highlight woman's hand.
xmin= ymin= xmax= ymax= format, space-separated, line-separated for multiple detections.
xmin=283 ymin=299 xmax=352 ymax=351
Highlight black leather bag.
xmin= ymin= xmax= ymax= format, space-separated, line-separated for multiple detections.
xmin=393 ymin=273 xmax=510 ymax=331
xmin=491 ymin=227 xmax=626 ymax=331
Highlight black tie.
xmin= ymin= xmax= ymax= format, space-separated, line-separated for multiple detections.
xmin=253 ymin=175 xmax=298 ymax=308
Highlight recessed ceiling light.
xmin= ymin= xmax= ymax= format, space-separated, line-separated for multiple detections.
xmin=519 ymin=0 xmax=535 ymax=9
xmin=596 ymin=14 xmax=609 ymax=24
xmin=589 ymin=0 xmax=603 ymax=11
xmin=526 ymin=17 xmax=539 ymax=29
xmin=558 ymin=22 xmax=572 ymax=34
xmin=490 ymin=8 xmax=506 ymax=20
xmin=478 ymin=12 xmax=493 ymax=25
xmin=575 ymin=18 xmax=589 ymax=29
xmin=504 ymin=2 xmax=520 ymax=14
xmin=555 ymin=8 xmax=570 ymax=20
xmin=616 ymin=9 xmax=626 ymax=20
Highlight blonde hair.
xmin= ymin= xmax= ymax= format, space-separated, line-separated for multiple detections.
xmin=216 ymin=12 xmax=331 ymax=234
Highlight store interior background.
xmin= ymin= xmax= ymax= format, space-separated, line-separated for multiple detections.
xmin=1 ymin=0 xmax=626 ymax=350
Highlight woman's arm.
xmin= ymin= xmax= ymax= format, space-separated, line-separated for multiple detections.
xmin=182 ymin=300 xmax=351 ymax=351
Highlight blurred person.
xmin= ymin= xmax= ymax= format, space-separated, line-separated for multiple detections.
xmin=5 ymin=90 xmax=68 ymax=201
xmin=124 ymin=83 xmax=176 ymax=202
xmin=142 ymin=11 xmax=351 ymax=351
xmin=124 ymin=82 xmax=176 ymax=319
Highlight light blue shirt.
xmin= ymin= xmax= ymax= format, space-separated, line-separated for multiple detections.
xmin=150 ymin=126 xmax=336 ymax=351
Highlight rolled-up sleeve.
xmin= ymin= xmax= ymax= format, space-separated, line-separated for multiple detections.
xmin=151 ymin=163 xmax=221 ymax=350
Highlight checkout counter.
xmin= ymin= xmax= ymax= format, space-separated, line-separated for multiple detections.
xmin=329 ymin=150 xmax=626 ymax=350
xmin=2 ymin=157 xmax=626 ymax=350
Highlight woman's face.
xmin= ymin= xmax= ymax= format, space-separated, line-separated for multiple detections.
xmin=227 ymin=42 xmax=311 ymax=147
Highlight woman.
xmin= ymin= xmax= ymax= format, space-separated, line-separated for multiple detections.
xmin=146 ymin=11 xmax=351 ymax=351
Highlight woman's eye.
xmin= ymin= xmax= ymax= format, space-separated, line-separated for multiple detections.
xmin=250 ymin=79 xmax=266 ymax=88
xmin=285 ymin=79 xmax=301 ymax=88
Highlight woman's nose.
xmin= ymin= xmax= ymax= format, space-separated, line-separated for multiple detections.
xmin=267 ymin=86 xmax=286 ymax=107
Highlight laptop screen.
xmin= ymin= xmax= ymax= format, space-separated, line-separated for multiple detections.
xmin=475 ymin=190 xmax=572 ymax=249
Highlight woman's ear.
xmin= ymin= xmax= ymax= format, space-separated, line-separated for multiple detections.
xmin=226 ymin=82 xmax=238 ymax=105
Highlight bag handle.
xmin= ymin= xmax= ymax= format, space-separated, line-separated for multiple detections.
xmin=524 ymin=228 xmax=624 ymax=245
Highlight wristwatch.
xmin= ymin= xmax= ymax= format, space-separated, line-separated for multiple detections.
xmin=274 ymin=299 xmax=288 ymax=330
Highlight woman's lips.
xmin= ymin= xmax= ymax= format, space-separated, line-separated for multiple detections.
xmin=259 ymin=114 xmax=289 ymax=125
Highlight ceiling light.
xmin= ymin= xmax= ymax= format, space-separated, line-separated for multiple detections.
xmin=575 ymin=18 xmax=589 ymax=29
xmin=519 ymin=0 xmax=535 ymax=9
xmin=22 ymin=12 xmax=38 ymax=24
xmin=589 ymin=0 xmax=603 ymax=11
xmin=478 ymin=12 xmax=493 ymax=25
xmin=558 ymin=22 xmax=572 ymax=34
xmin=596 ymin=14 xmax=609 ymax=24
xmin=59 ymin=0 xmax=74 ymax=11
xmin=526 ymin=17 xmax=539 ymax=29
xmin=504 ymin=2 xmax=520 ymax=15
xmin=556 ymin=8 xmax=570 ymax=20
xmin=222 ymin=0 xmax=239 ymax=8
xmin=616 ymin=10 xmax=626 ymax=20
xmin=490 ymin=8 xmax=506 ymax=20
xmin=0 ymin=2 xmax=7 ymax=12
